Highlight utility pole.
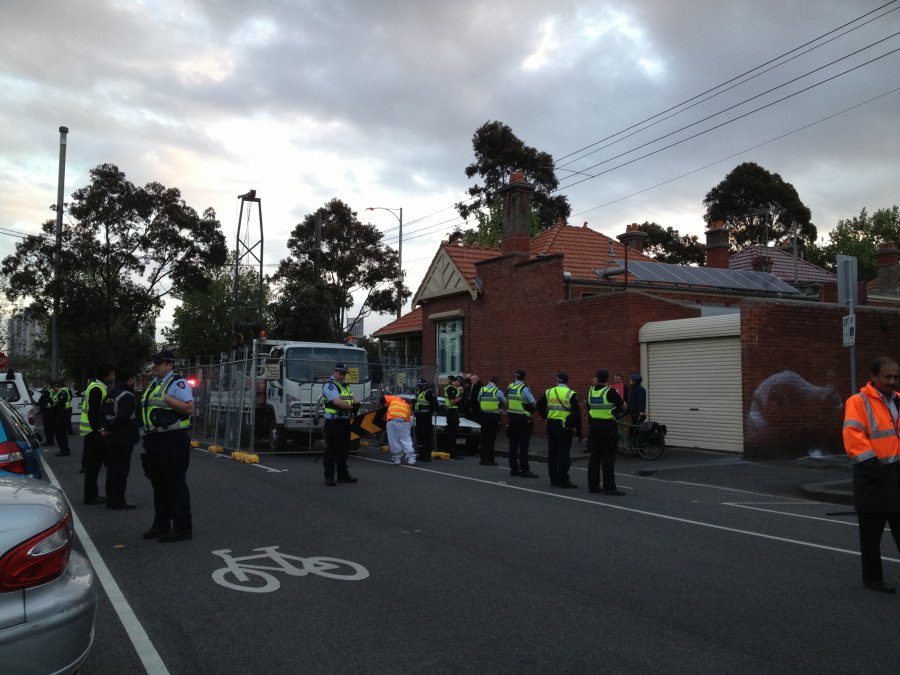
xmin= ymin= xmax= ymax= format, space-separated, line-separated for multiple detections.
xmin=51 ymin=126 xmax=69 ymax=379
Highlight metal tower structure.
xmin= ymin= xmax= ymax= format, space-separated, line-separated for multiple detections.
xmin=231 ymin=189 xmax=265 ymax=348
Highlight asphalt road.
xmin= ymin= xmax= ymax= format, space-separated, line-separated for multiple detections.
xmin=42 ymin=438 xmax=900 ymax=674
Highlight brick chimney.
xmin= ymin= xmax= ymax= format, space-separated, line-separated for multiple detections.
xmin=705 ymin=220 xmax=730 ymax=269
xmin=751 ymin=254 xmax=773 ymax=273
xmin=498 ymin=170 xmax=535 ymax=256
xmin=877 ymin=241 xmax=900 ymax=295
xmin=616 ymin=223 xmax=648 ymax=255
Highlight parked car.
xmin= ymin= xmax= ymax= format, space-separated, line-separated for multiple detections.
xmin=400 ymin=395 xmax=481 ymax=454
xmin=0 ymin=476 xmax=98 ymax=674
xmin=0 ymin=370 xmax=37 ymax=430
xmin=0 ymin=398 xmax=43 ymax=479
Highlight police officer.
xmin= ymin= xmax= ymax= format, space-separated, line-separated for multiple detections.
xmin=443 ymin=375 xmax=464 ymax=459
xmin=587 ymin=369 xmax=626 ymax=496
xmin=537 ymin=373 xmax=582 ymax=488
xmin=507 ymin=369 xmax=538 ymax=478
xmin=81 ymin=365 xmax=116 ymax=504
xmin=478 ymin=375 xmax=506 ymax=466
xmin=321 ymin=362 xmax=359 ymax=486
xmin=101 ymin=372 xmax=140 ymax=510
xmin=50 ymin=380 xmax=71 ymax=457
xmin=141 ymin=350 xmax=194 ymax=542
xmin=415 ymin=377 xmax=438 ymax=462
xmin=38 ymin=383 xmax=55 ymax=447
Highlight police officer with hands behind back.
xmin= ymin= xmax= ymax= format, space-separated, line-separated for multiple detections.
xmin=415 ymin=377 xmax=439 ymax=462
xmin=321 ymin=362 xmax=360 ymax=486
xmin=507 ymin=369 xmax=538 ymax=478
xmin=141 ymin=350 xmax=194 ymax=542
xmin=537 ymin=372 xmax=582 ymax=489
xmin=587 ymin=369 xmax=626 ymax=496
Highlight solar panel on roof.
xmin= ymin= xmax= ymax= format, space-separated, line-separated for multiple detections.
xmin=620 ymin=261 xmax=800 ymax=294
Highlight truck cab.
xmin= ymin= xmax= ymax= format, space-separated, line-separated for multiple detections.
xmin=0 ymin=371 xmax=37 ymax=430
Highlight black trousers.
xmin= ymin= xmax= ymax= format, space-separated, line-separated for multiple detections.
xmin=42 ymin=412 xmax=56 ymax=445
xmin=588 ymin=420 xmax=618 ymax=491
xmin=145 ymin=430 xmax=192 ymax=532
xmin=415 ymin=414 xmax=434 ymax=461
xmin=507 ymin=414 xmax=532 ymax=472
xmin=479 ymin=413 xmax=501 ymax=463
xmin=105 ymin=442 xmax=135 ymax=506
xmin=444 ymin=410 xmax=460 ymax=454
xmin=53 ymin=414 xmax=70 ymax=455
xmin=323 ymin=418 xmax=351 ymax=480
xmin=547 ymin=420 xmax=573 ymax=485
xmin=857 ymin=511 xmax=900 ymax=583
xmin=83 ymin=433 xmax=106 ymax=500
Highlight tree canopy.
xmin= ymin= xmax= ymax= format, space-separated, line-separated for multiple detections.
xmin=805 ymin=206 xmax=900 ymax=281
xmin=455 ymin=121 xmax=570 ymax=237
xmin=1 ymin=163 xmax=228 ymax=379
xmin=703 ymin=162 xmax=816 ymax=251
xmin=639 ymin=222 xmax=706 ymax=265
xmin=270 ymin=198 xmax=406 ymax=341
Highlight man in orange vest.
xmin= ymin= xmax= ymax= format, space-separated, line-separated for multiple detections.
xmin=381 ymin=393 xmax=416 ymax=465
xmin=843 ymin=356 xmax=900 ymax=593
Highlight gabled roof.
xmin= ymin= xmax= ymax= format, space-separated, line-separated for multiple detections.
xmin=372 ymin=306 xmax=424 ymax=338
xmin=411 ymin=243 xmax=499 ymax=306
xmin=411 ymin=222 xmax=654 ymax=306
xmin=729 ymin=245 xmax=836 ymax=285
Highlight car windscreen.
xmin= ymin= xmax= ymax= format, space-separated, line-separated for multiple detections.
xmin=0 ymin=381 xmax=22 ymax=403
xmin=284 ymin=347 xmax=369 ymax=385
xmin=0 ymin=400 xmax=32 ymax=442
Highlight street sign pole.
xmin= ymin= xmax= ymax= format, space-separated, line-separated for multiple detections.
xmin=848 ymin=300 xmax=856 ymax=393
xmin=838 ymin=255 xmax=858 ymax=395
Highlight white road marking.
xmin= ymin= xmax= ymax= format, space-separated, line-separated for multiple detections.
xmin=43 ymin=462 xmax=170 ymax=675
xmin=200 ymin=448 xmax=284 ymax=472
xmin=361 ymin=457 xmax=883 ymax=561
xmin=724 ymin=502 xmax=860 ymax=526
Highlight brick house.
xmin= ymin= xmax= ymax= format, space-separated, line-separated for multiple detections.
xmin=375 ymin=174 xmax=900 ymax=459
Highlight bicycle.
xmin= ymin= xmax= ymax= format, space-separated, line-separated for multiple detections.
xmin=211 ymin=546 xmax=370 ymax=593
xmin=616 ymin=417 xmax=667 ymax=460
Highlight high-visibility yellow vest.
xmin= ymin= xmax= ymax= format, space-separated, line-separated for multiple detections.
xmin=443 ymin=384 xmax=459 ymax=410
xmin=79 ymin=380 xmax=108 ymax=436
xmin=545 ymin=386 xmax=574 ymax=422
xmin=588 ymin=386 xmax=615 ymax=420
xmin=507 ymin=382 xmax=530 ymax=417
xmin=480 ymin=384 xmax=500 ymax=412
xmin=141 ymin=372 xmax=191 ymax=434
xmin=416 ymin=389 xmax=433 ymax=414
xmin=322 ymin=379 xmax=354 ymax=416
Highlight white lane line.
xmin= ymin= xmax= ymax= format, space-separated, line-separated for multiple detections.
xmin=43 ymin=462 xmax=170 ymax=675
xmin=200 ymin=448 xmax=284 ymax=472
xmin=361 ymin=457 xmax=876 ymax=560
xmin=724 ymin=502 xmax=859 ymax=526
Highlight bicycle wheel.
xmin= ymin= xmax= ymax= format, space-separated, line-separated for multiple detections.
xmin=304 ymin=557 xmax=370 ymax=581
xmin=638 ymin=430 xmax=665 ymax=460
xmin=212 ymin=567 xmax=281 ymax=593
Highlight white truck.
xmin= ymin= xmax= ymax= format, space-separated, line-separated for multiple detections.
xmin=198 ymin=339 xmax=374 ymax=450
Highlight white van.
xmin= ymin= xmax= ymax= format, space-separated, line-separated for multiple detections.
xmin=0 ymin=371 xmax=37 ymax=429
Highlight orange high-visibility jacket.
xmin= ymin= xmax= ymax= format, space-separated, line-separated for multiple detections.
xmin=384 ymin=395 xmax=411 ymax=423
xmin=843 ymin=382 xmax=900 ymax=463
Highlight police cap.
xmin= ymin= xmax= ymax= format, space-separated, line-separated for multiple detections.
xmin=514 ymin=369 xmax=526 ymax=379
xmin=595 ymin=369 xmax=609 ymax=382
xmin=334 ymin=362 xmax=349 ymax=373
xmin=416 ymin=377 xmax=428 ymax=386
xmin=556 ymin=372 xmax=569 ymax=384
xmin=151 ymin=349 xmax=177 ymax=364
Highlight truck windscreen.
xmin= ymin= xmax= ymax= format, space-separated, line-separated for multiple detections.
xmin=283 ymin=347 xmax=369 ymax=384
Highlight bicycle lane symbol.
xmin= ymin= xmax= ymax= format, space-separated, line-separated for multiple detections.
xmin=211 ymin=546 xmax=370 ymax=593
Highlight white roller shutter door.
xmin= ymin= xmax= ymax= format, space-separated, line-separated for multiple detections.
xmin=645 ymin=335 xmax=743 ymax=453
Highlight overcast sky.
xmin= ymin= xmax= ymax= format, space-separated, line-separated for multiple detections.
xmin=2 ymin=0 xmax=898 ymax=338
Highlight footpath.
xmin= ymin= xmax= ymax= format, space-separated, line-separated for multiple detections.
xmin=485 ymin=434 xmax=854 ymax=505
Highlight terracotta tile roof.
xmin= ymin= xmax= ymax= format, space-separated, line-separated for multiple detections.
xmin=372 ymin=306 xmax=424 ymax=337
xmin=729 ymin=245 xmax=836 ymax=285
xmin=530 ymin=222 xmax=655 ymax=280
xmin=442 ymin=242 xmax=500 ymax=284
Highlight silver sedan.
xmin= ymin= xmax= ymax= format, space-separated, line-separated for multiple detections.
xmin=0 ymin=477 xmax=98 ymax=674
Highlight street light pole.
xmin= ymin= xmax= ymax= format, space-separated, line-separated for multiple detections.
xmin=366 ymin=206 xmax=403 ymax=319
xmin=51 ymin=126 xmax=69 ymax=380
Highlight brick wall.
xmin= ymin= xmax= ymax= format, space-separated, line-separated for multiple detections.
xmin=741 ymin=299 xmax=900 ymax=459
